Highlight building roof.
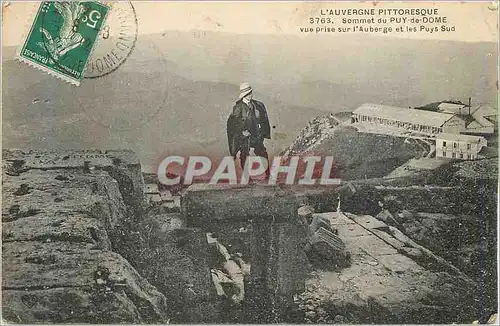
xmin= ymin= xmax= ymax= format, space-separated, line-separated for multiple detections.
xmin=470 ymin=105 xmax=496 ymax=128
xmin=466 ymin=121 xmax=484 ymax=129
xmin=437 ymin=102 xmax=468 ymax=114
xmin=353 ymin=103 xmax=458 ymax=127
xmin=467 ymin=117 xmax=494 ymax=129
xmin=437 ymin=132 xmax=486 ymax=142
xmin=471 ymin=104 xmax=497 ymax=117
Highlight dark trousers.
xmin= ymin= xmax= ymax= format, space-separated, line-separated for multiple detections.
xmin=239 ymin=138 xmax=270 ymax=177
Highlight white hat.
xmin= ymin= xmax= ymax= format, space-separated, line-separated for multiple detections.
xmin=239 ymin=82 xmax=253 ymax=99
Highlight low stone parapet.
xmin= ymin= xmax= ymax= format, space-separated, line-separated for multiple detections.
xmin=181 ymin=184 xmax=300 ymax=226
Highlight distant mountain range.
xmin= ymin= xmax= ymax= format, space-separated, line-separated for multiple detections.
xmin=135 ymin=31 xmax=497 ymax=108
xmin=3 ymin=31 xmax=497 ymax=171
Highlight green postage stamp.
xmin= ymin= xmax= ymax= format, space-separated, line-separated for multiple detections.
xmin=17 ymin=1 xmax=111 ymax=86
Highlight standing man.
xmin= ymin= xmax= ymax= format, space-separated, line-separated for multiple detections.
xmin=227 ymin=82 xmax=271 ymax=177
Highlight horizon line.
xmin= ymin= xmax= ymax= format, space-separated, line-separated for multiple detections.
xmin=3 ymin=28 xmax=498 ymax=48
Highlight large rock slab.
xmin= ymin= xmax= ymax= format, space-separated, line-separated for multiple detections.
xmin=3 ymin=149 xmax=145 ymax=213
xmin=2 ymin=242 xmax=169 ymax=323
xmin=294 ymin=211 xmax=479 ymax=324
xmin=181 ymin=184 xmax=300 ymax=226
xmin=2 ymin=150 xmax=169 ymax=323
xmin=2 ymin=169 xmax=127 ymax=230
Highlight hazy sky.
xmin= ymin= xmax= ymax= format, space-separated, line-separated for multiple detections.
xmin=2 ymin=1 xmax=498 ymax=45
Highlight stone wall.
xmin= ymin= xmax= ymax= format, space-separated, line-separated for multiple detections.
xmin=182 ymin=184 xmax=308 ymax=323
xmin=2 ymin=149 xmax=169 ymax=323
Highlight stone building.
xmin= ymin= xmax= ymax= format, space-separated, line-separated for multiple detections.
xmin=436 ymin=133 xmax=487 ymax=160
xmin=351 ymin=103 xmax=466 ymax=135
xmin=437 ymin=103 xmax=496 ymax=135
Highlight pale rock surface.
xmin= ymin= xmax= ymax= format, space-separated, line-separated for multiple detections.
xmin=2 ymin=149 xmax=170 ymax=323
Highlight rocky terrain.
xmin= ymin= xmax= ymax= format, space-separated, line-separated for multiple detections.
xmin=282 ymin=113 xmax=430 ymax=180
xmin=2 ymin=149 xmax=169 ymax=323
xmin=2 ymin=142 xmax=497 ymax=323
xmin=288 ymin=211 xmax=478 ymax=324
xmin=284 ymin=115 xmax=498 ymax=323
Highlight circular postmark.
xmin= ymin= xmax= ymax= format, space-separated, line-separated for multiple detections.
xmin=37 ymin=1 xmax=166 ymax=131
xmin=76 ymin=33 xmax=171 ymax=132
xmin=84 ymin=1 xmax=138 ymax=78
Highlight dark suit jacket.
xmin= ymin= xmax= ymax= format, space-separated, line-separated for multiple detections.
xmin=227 ymin=99 xmax=271 ymax=157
